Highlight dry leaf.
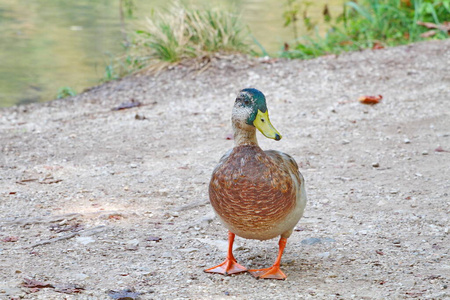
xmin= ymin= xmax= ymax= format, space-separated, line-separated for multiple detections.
xmin=420 ymin=30 xmax=437 ymax=38
xmin=372 ymin=42 xmax=384 ymax=49
xmin=22 ymin=278 xmax=54 ymax=289
xmin=434 ymin=146 xmax=448 ymax=152
xmin=417 ymin=21 xmax=450 ymax=33
xmin=2 ymin=236 xmax=19 ymax=242
xmin=55 ymin=284 xmax=85 ymax=294
xmin=358 ymin=95 xmax=383 ymax=105
xmin=339 ymin=40 xmax=353 ymax=46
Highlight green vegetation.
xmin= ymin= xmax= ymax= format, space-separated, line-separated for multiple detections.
xmin=282 ymin=0 xmax=449 ymax=59
xmin=107 ymin=3 xmax=251 ymax=78
xmin=56 ymin=87 xmax=77 ymax=99
xmin=106 ymin=0 xmax=448 ymax=79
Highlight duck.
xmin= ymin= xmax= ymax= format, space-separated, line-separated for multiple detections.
xmin=204 ymin=88 xmax=307 ymax=280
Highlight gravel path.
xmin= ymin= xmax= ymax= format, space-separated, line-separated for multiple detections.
xmin=0 ymin=40 xmax=449 ymax=299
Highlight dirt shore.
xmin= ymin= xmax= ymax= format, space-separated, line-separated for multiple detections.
xmin=1 ymin=40 xmax=449 ymax=299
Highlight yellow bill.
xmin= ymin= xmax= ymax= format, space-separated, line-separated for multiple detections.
xmin=253 ymin=109 xmax=282 ymax=141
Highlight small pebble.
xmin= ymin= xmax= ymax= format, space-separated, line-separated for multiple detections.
xmin=76 ymin=236 xmax=95 ymax=245
xmin=317 ymin=252 xmax=330 ymax=258
xmin=372 ymin=162 xmax=380 ymax=168
xmin=422 ymin=150 xmax=428 ymax=155
xmin=135 ymin=113 xmax=146 ymax=120
xmin=301 ymin=237 xmax=322 ymax=245
xmin=404 ymin=138 xmax=411 ymax=144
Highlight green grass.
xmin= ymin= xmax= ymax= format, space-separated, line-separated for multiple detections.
xmin=282 ymin=0 xmax=449 ymax=59
xmin=56 ymin=87 xmax=77 ymax=99
xmin=105 ymin=0 xmax=448 ymax=79
xmin=106 ymin=3 xmax=251 ymax=78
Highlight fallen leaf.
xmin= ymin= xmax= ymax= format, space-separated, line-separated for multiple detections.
xmin=113 ymin=99 xmax=142 ymax=111
xmin=372 ymin=42 xmax=384 ymax=49
xmin=435 ymin=146 xmax=448 ymax=152
xmin=2 ymin=236 xmax=19 ymax=242
xmin=146 ymin=236 xmax=162 ymax=242
xmin=22 ymin=278 xmax=54 ymax=289
xmin=358 ymin=95 xmax=383 ymax=105
xmin=420 ymin=30 xmax=437 ymax=38
xmin=54 ymin=284 xmax=84 ymax=294
xmin=260 ymin=57 xmax=278 ymax=64
xmin=108 ymin=214 xmax=123 ymax=220
xmin=375 ymin=250 xmax=384 ymax=255
xmin=339 ymin=40 xmax=353 ymax=46
xmin=417 ymin=21 xmax=450 ymax=33
xmin=401 ymin=0 xmax=411 ymax=7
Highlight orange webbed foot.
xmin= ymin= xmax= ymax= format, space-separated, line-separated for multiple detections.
xmin=204 ymin=258 xmax=247 ymax=275
xmin=248 ymin=265 xmax=287 ymax=280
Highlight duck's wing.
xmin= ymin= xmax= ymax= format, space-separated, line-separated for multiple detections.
xmin=264 ymin=150 xmax=303 ymax=183
xmin=264 ymin=150 xmax=307 ymax=238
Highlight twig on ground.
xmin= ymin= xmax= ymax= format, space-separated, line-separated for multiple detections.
xmin=27 ymin=225 xmax=106 ymax=248
xmin=1 ymin=213 xmax=81 ymax=226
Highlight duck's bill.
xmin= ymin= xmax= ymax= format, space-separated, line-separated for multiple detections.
xmin=253 ymin=109 xmax=282 ymax=141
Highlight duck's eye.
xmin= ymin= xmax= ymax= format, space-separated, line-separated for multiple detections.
xmin=243 ymin=99 xmax=250 ymax=105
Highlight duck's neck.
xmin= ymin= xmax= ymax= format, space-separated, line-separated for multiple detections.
xmin=233 ymin=124 xmax=258 ymax=146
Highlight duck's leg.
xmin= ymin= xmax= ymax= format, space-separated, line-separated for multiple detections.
xmin=204 ymin=231 xmax=247 ymax=275
xmin=248 ymin=237 xmax=288 ymax=280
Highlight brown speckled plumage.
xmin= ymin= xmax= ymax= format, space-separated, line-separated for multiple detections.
xmin=204 ymin=88 xmax=306 ymax=280
xmin=209 ymin=145 xmax=304 ymax=240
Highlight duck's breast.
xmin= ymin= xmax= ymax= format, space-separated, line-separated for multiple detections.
xmin=209 ymin=145 xmax=303 ymax=240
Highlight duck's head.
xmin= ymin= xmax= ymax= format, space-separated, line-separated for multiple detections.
xmin=232 ymin=88 xmax=282 ymax=141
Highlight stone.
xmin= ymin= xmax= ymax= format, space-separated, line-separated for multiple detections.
xmin=301 ymin=237 xmax=322 ymax=245
xmin=76 ymin=236 xmax=95 ymax=245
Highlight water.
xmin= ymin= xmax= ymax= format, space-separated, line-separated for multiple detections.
xmin=0 ymin=0 xmax=343 ymax=107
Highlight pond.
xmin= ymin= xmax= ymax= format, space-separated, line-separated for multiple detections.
xmin=0 ymin=0 xmax=343 ymax=107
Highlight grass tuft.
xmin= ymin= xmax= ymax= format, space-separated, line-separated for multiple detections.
xmin=56 ymin=87 xmax=77 ymax=99
xmin=107 ymin=2 xmax=251 ymax=77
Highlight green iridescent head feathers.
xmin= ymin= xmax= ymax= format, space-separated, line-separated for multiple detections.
xmin=234 ymin=88 xmax=281 ymax=141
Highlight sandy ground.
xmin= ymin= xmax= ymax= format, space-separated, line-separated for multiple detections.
xmin=0 ymin=40 xmax=449 ymax=299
